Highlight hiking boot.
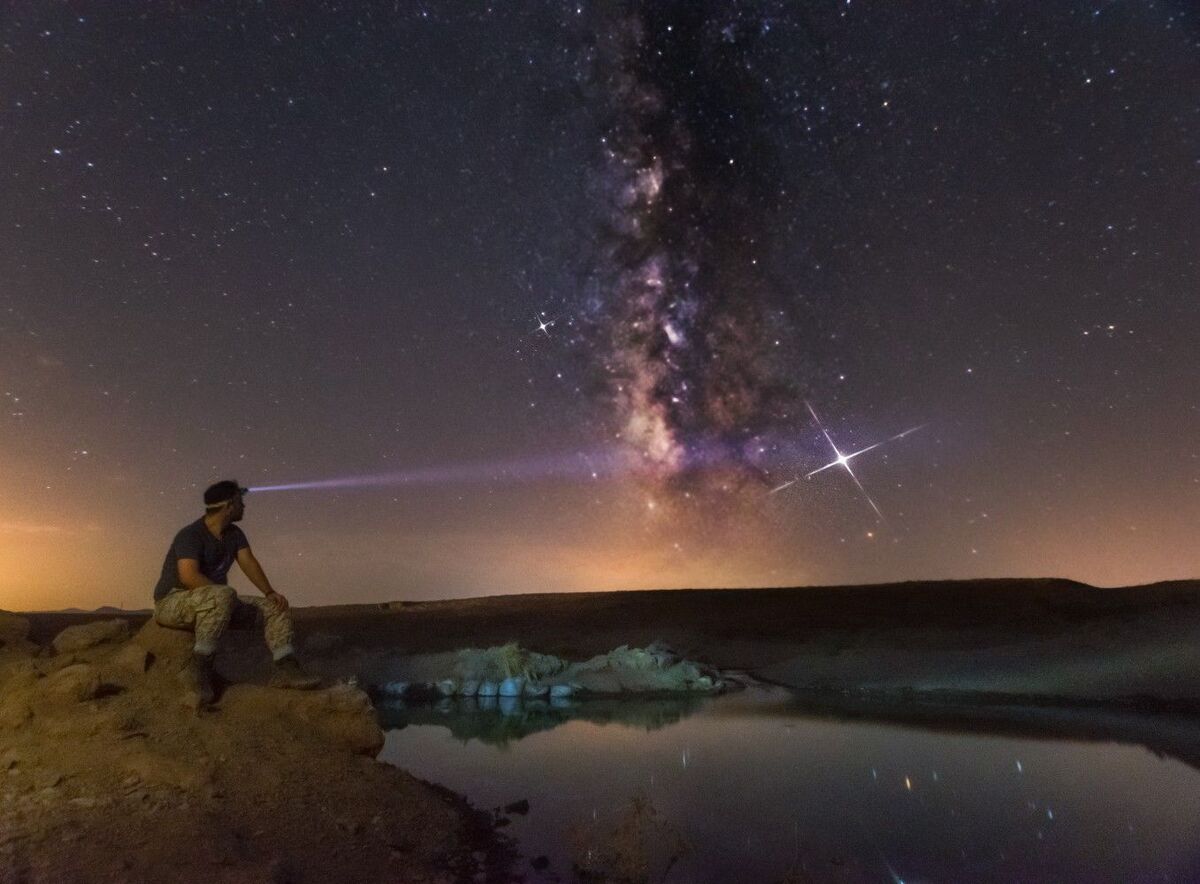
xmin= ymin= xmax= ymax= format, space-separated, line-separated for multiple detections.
xmin=270 ymin=655 xmax=321 ymax=690
xmin=179 ymin=653 xmax=216 ymax=708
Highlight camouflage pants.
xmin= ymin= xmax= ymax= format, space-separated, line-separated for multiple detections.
xmin=154 ymin=584 xmax=295 ymax=660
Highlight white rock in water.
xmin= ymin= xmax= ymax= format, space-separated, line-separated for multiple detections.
xmin=499 ymin=676 xmax=525 ymax=697
xmin=458 ymin=679 xmax=479 ymax=697
xmin=477 ymin=680 xmax=499 ymax=697
xmin=498 ymin=696 xmax=521 ymax=716
xmin=436 ymin=679 xmax=458 ymax=697
xmin=523 ymin=681 xmax=549 ymax=698
xmin=378 ymin=681 xmax=410 ymax=697
xmin=692 ymin=675 xmax=714 ymax=691
xmin=549 ymin=684 xmax=574 ymax=699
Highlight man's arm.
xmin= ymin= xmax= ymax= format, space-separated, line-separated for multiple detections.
xmin=236 ymin=547 xmax=288 ymax=610
xmin=177 ymin=558 xmax=213 ymax=590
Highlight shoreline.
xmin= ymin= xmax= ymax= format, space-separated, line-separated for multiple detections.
xmin=9 ymin=577 xmax=1200 ymax=880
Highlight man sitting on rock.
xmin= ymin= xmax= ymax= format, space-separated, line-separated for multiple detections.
xmin=153 ymin=479 xmax=319 ymax=706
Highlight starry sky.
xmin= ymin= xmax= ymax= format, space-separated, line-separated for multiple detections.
xmin=2 ymin=2 xmax=1197 ymax=610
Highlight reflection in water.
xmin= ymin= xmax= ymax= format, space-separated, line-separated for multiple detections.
xmin=379 ymin=687 xmax=1200 ymax=883
xmin=377 ymin=692 xmax=709 ymax=747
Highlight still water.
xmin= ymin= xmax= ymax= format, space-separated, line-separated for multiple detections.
xmin=377 ymin=686 xmax=1200 ymax=882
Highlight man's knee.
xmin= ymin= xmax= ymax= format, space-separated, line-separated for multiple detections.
xmin=194 ymin=584 xmax=238 ymax=612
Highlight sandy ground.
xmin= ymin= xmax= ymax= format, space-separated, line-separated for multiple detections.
xmin=10 ymin=577 xmax=1200 ymax=881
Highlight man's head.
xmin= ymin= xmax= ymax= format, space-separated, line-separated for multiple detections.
xmin=203 ymin=480 xmax=247 ymax=522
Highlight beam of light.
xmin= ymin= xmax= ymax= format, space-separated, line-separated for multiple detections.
xmin=783 ymin=402 xmax=925 ymax=521
xmin=247 ymin=448 xmax=625 ymax=495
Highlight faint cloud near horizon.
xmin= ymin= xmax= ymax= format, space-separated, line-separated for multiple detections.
xmin=0 ymin=521 xmax=69 ymax=535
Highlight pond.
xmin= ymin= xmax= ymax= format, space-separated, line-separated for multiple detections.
xmin=377 ymin=686 xmax=1200 ymax=882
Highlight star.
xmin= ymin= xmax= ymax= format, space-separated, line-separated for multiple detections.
xmin=534 ymin=314 xmax=554 ymax=337
xmin=772 ymin=402 xmax=924 ymax=522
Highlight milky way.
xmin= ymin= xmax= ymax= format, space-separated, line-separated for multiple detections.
xmin=2 ymin=1 xmax=1197 ymax=606
xmin=583 ymin=2 xmax=798 ymax=495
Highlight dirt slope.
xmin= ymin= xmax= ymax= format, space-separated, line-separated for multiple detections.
xmin=0 ymin=615 xmax=511 ymax=884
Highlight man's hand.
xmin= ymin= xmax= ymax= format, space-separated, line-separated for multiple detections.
xmin=238 ymin=547 xmax=286 ymax=609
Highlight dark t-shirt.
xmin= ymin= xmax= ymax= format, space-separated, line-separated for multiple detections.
xmin=153 ymin=518 xmax=250 ymax=601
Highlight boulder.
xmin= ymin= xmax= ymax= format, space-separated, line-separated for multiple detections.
xmin=52 ymin=619 xmax=129 ymax=654
xmin=219 ymin=683 xmax=383 ymax=755
xmin=286 ymin=685 xmax=384 ymax=756
xmin=0 ymin=611 xmax=37 ymax=656
xmin=0 ymin=611 xmax=33 ymax=641
xmin=498 ymin=676 xmax=525 ymax=697
xmin=108 ymin=644 xmax=151 ymax=677
xmin=44 ymin=663 xmax=101 ymax=703
xmin=0 ymin=697 xmax=33 ymax=730
xmin=324 ymin=683 xmax=374 ymax=715
xmin=0 ymin=665 xmax=37 ymax=729
xmin=131 ymin=619 xmax=194 ymax=666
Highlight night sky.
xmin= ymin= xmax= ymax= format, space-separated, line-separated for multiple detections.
xmin=2 ymin=2 xmax=1197 ymax=610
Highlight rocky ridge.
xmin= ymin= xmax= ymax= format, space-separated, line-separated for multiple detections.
xmin=0 ymin=612 xmax=510 ymax=884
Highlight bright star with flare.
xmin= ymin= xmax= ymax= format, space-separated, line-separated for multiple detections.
xmin=770 ymin=401 xmax=925 ymax=522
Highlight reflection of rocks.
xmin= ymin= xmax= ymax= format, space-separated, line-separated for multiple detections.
xmin=377 ymin=692 xmax=708 ymax=747
xmin=371 ymin=640 xmax=734 ymax=703
xmin=567 ymin=793 xmax=688 ymax=884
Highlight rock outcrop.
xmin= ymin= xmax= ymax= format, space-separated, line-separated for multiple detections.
xmin=373 ymin=640 xmax=732 ymax=699
xmin=130 ymin=617 xmax=193 ymax=664
xmin=0 ymin=610 xmax=36 ymax=657
xmin=0 ymin=615 xmax=506 ymax=882
xmin=50 ymin=618 xmax=129 ymax=653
